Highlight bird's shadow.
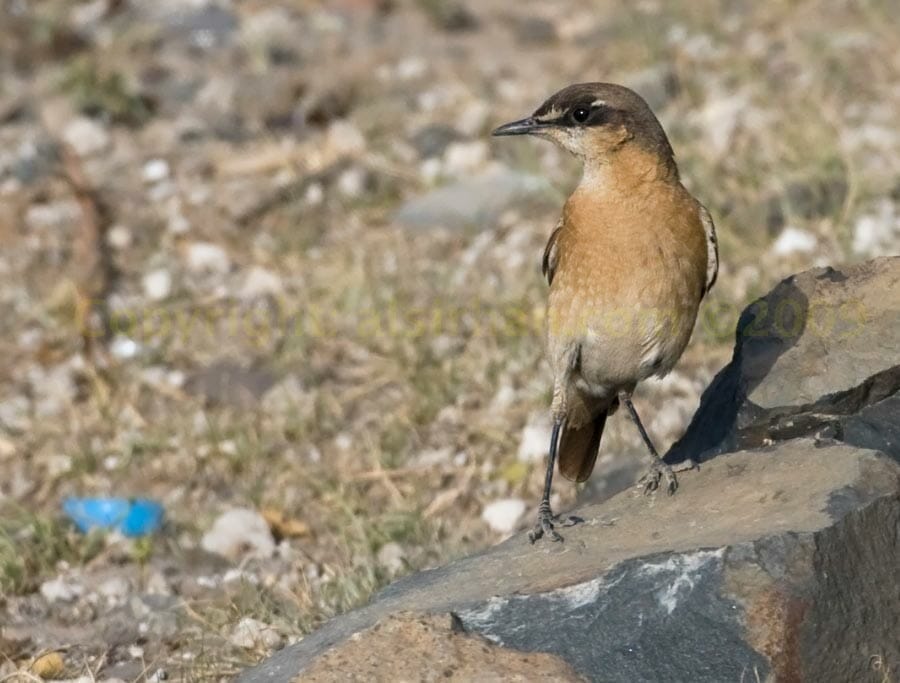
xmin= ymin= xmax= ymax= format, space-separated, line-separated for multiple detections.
xmin=664 ymin=276 xmax=813 ymax=466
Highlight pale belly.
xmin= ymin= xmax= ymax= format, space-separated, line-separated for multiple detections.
xmin=546 ymin=268 xmax=701 ymax=393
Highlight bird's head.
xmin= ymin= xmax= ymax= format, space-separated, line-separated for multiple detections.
xmin=492 ymin=82 xmax=675 ymax=172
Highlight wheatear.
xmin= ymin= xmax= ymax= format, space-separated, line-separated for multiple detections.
xmin=493 ymin=83 xmax=718 ymax=543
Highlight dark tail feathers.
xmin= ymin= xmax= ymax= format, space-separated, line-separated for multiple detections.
xmin=558 ymin=409 xmax=609 ymax=483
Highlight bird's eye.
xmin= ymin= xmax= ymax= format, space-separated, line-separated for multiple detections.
xmin=571 ymin=107 xmax=590 ymax=123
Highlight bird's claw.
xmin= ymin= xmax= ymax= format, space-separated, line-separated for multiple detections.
xmin=638 ymin=460 xmax=678 ymax=496
xmin=528 ymin=507 xmax=582 ymax=544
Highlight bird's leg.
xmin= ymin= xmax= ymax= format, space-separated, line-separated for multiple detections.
xmin=620 ymin=393 xmax=678 ymax=496
xmin=528 ymin=420 xmax=581 ymax=543
xmin=529 ymin=420 xmax=562 ymax=543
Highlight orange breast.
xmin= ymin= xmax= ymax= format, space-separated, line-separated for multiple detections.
xmin=545 ymin=178 xmax=708 ymax=385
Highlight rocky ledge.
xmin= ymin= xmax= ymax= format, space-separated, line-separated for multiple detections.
xmin=240 ymin=256 xmax=900 ymax=683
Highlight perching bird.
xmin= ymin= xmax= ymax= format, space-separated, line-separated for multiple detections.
xmin=493 ymin=83 xmax=718 ymax=543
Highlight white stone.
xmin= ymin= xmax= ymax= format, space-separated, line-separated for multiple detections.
xmin=106 ymin=224 xmax=133 ymax=250
xmin=304 ymin=182 xmax=324 ymax=206
xmin=110 ymin=336 xmax=141 ymax=360
xmin=142 ymin=159 xmax=170 ymax=183
xmin=229 ymin=617 xmax=283 ymax=649
xmin=201 ymin=508 xmax=275 ymax=560
xmin=238 ymin=266 xmax=283 ymax=300
xmin=0 ymin=396 xmax=31 ymax=432
xmin=25 ymin=200 xmax=81 ymax=230
xmin=142 ymin=269 xmax=173 ymax=301
xmin=63 ymin=116 xmax=111 ymax=157
xmin=517 ymin=413 xmax=552 ymax=463
xmin=694 ymin=91 xmax=750 ymax=156
xmin=44 ymin=453 xmax=72 ymax=477
xmin=185 ymin=242 xmax=231 ymax=274
xmin=98 ymin=576 xmax=131 ymax=605
xmin=853 ymin=200 xmax=899 ymax=256
xmin=376 ymin=542 xmax=406 ymax=574
xmin=457 ymin=101 xmax=490 ymax=137
xmin=326 ymin=121 xmax=366 ymax=157
xmin=772 ymin=226 xmax=817 ymax=256
xmin=481 ymin=498 xmax=527 ymax=535
xmin=29 ymin=363 xmax=76 ymax=418
xmin=40 ymin=576 xmax=84 ymax=603
xmin=336 ymin=166 xmax=367 ymax=198
xmin=395 ymin=57 xmax=427 ymax=80
xmin=443 ymin=141 xmax=489 ymax=176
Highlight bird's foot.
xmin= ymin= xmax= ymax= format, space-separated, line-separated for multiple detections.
xmin=638 ymin=460 xmax=678 ymax=496
xmin=528 ymin=503 xmax=582 ymax=544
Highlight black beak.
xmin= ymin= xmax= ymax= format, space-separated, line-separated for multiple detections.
xmin=491 ymin=116 xmax=542 ymax=137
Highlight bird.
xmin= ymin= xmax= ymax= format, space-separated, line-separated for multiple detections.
xmin=492 ymin=83 xmax=718 ymax=543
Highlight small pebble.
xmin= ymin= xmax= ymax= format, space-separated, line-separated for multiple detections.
xmin=201 ymin=508 xmax=276 ymax=560
xmin=143 ymin=159 xmax=171 ymax=184
xmin=229 ymin=617 xmax=283 ymax=649
xmin=481 ymin=498 xmax=527 ymax=535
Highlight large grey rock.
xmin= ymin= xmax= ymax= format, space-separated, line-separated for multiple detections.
xmin=239 ymin=440 xmax=900 ymax=682
xmin=394 ymin=169 xmax=556 ymax=230
xmin=667 ymin=256 xmax=900 ymax=465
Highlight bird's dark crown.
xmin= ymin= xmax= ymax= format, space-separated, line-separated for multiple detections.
xmin=493 ymin=82 xmax=676 ymax=172
xmin=534 ymin=82 xmax=673 ymax=156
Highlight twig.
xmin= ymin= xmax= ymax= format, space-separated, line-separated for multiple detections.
xmin=52 ymin=133 xmax=118 ymax=355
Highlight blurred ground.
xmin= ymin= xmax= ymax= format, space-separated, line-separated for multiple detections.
xmin=0 ymin=0 xmax=898 ymax=679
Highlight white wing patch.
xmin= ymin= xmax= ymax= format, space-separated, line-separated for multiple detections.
xmin=699 ymin=204 xmax=718 ymax=296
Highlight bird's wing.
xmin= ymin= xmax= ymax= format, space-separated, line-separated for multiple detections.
xmin=699 ymin=204 xmax=718 ymax=296
xmin=542 ymin=218 xmax=563 ymax=285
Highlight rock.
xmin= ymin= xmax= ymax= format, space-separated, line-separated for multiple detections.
xmin=298 ymin=613 xmax=582 ymax=682
xmin=442 ymin=140 xmax=488 ymax=176
xmin=25 ymin=200 xmax=82 ymax=230
xmin=335 ymin=166 xmax=368 ymax=199
xmin=481 ymin=498 xmax=527 ymax=534
xmin=770 ymin=226 xmax=817 ymax=256
xmin=201 ymin=508 xmax=276 ymax=561
xmin=517 ymin=412 xmax=552 ymax=463
xmin=63 ymin=116 xmax=111 ymax=157
xmin=142 ymin=159 xmax=171 ymax=184
xmin=837 ymin=393 xmax=900 ymax=461
xmin=166 ymin=3 xmax=238 ymax=49
xmin=40 ymin=576 xmax=84 ymax=603
xmin=853 ymin=199 xmax=899 ymax=257
xmin=142 ymin=269 xmax=173 ymax=301
xmin=28 ymin=362 xmax=77 ymax=418
xmin=418 ymin=0 xmax=478 ymax=32
xmin=692 ymin=90 xmax=751 ymax=157
xmin=97 ymin=576 xmax=131 ymax=606
xmin=106 ymin=224 xmax=133 ymax=250
xmin=456 ymin=101 xmax=490 ymax=137
xmin=109 ymin=336 xmax=141 ymax=360
xmin=238 ymin=440 xmax=900 ymax=682
xmin=624 ymin=65 xmax=680 ymax=112
xmin=324 ymin=121 xmax=366 ymax=157
xmin=0 ymin=395 xmax=31 ymax=432
xmin=667 ymin=257 xmax=900 ymax=464
xmin=230 ymin=617 xmax=283 ymax=650
xmin=238 ymin=266 xmax=283 ymax=301
xmin=260 ymin=376 xmax=313 ymax=418
xmin=376 ymin=542 xmax=407 ymax=575
xmin=185 ymin=361 xmax=277 ymax=409
xmin=513 ymin=17 xmax=558 ymax=45
xmin=394 ymin=169 xmax=554 ymax=230
xmin=184 ymin=242 xmax=231 ymax=274
xmin=410 ymin=124 xmax=461 ymax=159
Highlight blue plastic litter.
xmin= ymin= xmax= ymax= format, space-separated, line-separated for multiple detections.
xmin=63 ymin=497 xmax=164 ymax=537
